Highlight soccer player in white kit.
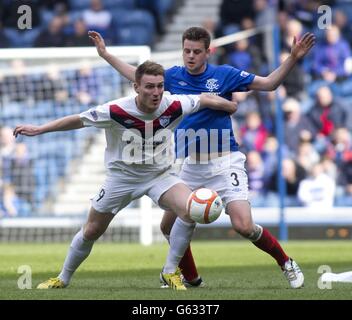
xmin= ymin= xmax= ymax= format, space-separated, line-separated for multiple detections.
xmin=13 ymin=61 xmax=237 ymax=290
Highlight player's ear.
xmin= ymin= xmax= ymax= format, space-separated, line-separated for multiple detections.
xmin=134 ymin=82 xmax=139 ymax=94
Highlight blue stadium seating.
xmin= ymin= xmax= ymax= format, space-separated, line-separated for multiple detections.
xmin=103 ymin=0 xmax=135 ymax=10
xmin=111 ymin=9 xmax=155 ymax=46
xmin=69 ymin=0 xmax=92 ymax=11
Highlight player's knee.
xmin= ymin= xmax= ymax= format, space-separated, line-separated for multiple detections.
xmin=83 ymin=223 xmax=105 ymax=240
xmin=160 ymin=220 xmax=171 ymax=235
xmin=239 ymin=224 xmax=263 ymax=241
xmin=233 ymin=222 xmax=260 ymax=240
xmin=160 ymin=210 xmax=178 ymax=235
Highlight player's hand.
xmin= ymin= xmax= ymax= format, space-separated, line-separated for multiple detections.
xmin=13 ymin=125 xmax=40 ymax=138
xmin=88 ymin=30 xmax=107 ymax=57
xmin=291 ymin=32 xmax=315 ymax=60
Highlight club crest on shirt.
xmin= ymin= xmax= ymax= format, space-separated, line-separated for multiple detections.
xmin=159 ymin=115 xmax=171 ymax=127
xmin=90 ymin=111 xmax=98 ymax=120
xmin=205 ymin=78 xmax=219 ymax=92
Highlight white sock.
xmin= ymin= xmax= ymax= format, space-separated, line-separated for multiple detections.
xmin=58 ymin=229 xmax=94 ymax=285
xmin=163 ymin=218 xmax=196 ymax=274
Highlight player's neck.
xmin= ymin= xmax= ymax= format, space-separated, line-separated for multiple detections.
xmin=135 ymin=96 xmax=154 ymax=114
xmin=187 ymin=63 xmax=207 ymax=75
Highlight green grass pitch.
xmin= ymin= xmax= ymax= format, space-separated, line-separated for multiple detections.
xmin=1 ymin=240 xmax=352 ymax=300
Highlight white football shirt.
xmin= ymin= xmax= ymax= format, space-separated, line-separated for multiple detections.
xmin=79 ymin=94 xmax=200 ymax=173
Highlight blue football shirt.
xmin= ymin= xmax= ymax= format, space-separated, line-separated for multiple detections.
xmin=164 ymin=63 xmax=255 ymax=157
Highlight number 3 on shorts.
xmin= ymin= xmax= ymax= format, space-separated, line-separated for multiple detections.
xmin=231 ymin=172 xmax=239 ymax=187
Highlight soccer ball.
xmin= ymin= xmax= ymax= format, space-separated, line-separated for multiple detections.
xmin=187 ymin=188 xmax=223 ymax=224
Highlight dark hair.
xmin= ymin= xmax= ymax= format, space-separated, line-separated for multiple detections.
xmin=182 ymin=27 xmax=211 ymax=49
xmin=135 ymin=60 xmax=164 ymax=84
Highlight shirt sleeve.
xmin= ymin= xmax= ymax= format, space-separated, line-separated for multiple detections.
xmin=176 ymin=94 xmax=201 ymax=115
xmin=79 ymin=104 xmax=112 ymax=128
xmin=225 ymin=66 xmax=255 ymax=92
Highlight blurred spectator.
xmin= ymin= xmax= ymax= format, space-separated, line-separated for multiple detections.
xmin=1 ymin=135 xmax=33 ymax=217
xmin=256 ymin=88 xmax=287 ymax=132
xmin=281 ymin=19 xmax=303 ymax=53
xmin=253 ymin=0 xmax=276 ymax=62
xmin=82 ymin=0 xmax=112 ymax=40
xmin=38 ymin=0 xmax=69 ymax=12
xmin=0 ymin=22 xmax=10 ymax=48
xmin=267 ymin=158 xmax=306 ymax=206
xmin=327 ymin=127 xmax=352 ymax=188
xmin=253 ymin=0 xmax=276 ymax=27
xmin=227 ymin=38 xmax=263 ymax=74
xmin=219 ymin=0 xmax=255 ymax=36
xmin=1 ymin=143 xmax=35 ymax=212
xmin=34 ymin=16 xmax=66 ymax=47
xmin=231 ymin=91 xmax=260 ymax=126
xmin=136 ymin=0 xmax=173 ymax=36
xmin=2 ymin=59 xmax=33 ymax=103
xmin=70 ymin=64 xmax=98 ymax=104
xmin=262 ymin=135 xmax=278 ymax=180
xmin=34 ymin=65 xmax=67 ymax=101
xmin=202 ymin=18 xmax=224 ymax=65
xmin=240 ymin=111 xmax=269 ymax=153
xmin=246 ymin=150 xmax=268 ymax=206
xmin=283 ymin=98 xmax=314 ymax=153
xmin=0 ymin=127 xmax=16 ymax=158
xmin=1 ymin=179 xmax=31 ymax=217
xmin=321 ymin=156 xmax=338 ymax=181
xmin=298 ymin=162 xmax=336 ymax=208
xmin=284 ymin=0 xmax=329 ymax=29
xmin=65 ymin=19 xmax=91 ymax=47
xmin=312 ymin=25 xmax=351 ymax=82
xmin=296 ymin=141 xmax=320 ymax=173
xmin=333 ymin=9 xmax=352 ymax=46
xmin=280 ymin=51 xmax=306 ymax=100
xmin=308 ymin=86 xmax=348 ymax=139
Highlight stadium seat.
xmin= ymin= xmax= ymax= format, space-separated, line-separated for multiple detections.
xmin=102 ymin=0 xmax=135 ymax=10
xmin=69 ymin=0 xmax=91 ymax=11
xmin=3 ymin=27 xmax=41 ymax=48
xmin=339 ymin=77 xmax=352 ymax=96
xmin=112 ymin=9 xmax=155 ymax=46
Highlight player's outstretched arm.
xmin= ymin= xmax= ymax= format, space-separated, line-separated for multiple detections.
xmin=13 ymin=115 xmax=84 ymax=138
xmin=88 ymin=30 xmax=137 ymax=82
xmin=199 ymin=93 xmax=238 ymax=114
xmin=248 ymin=32 xmax=315 ymax=91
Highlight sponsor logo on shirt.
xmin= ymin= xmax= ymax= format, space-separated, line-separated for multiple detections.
xmin=240 ymin=71 xmax=249 ymax=77
xmin=178 ymin=81 xmax=188 ymax=86
xmin=90 ymin=111 xmax=98 ymax=120
xmin=205 ymin=78 xmax=220 ymax=91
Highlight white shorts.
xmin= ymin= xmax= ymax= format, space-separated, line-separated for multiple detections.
xmin=179 ymin=152 xmax=249 ymax=211
xmin=92 ymin=166 xmax=184 ymax=214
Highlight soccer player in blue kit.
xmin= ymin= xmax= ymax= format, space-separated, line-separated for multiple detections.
xmin=89 ymin=27 xmax=315 ymax=289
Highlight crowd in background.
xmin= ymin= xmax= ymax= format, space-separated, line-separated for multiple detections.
xmin=1 ymin=0 xmax=352 ymax=217
xmin=210 ymin=0 xmax=352 ymax=208
xmin=0 ymin=0 xmax=178 ymax=48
